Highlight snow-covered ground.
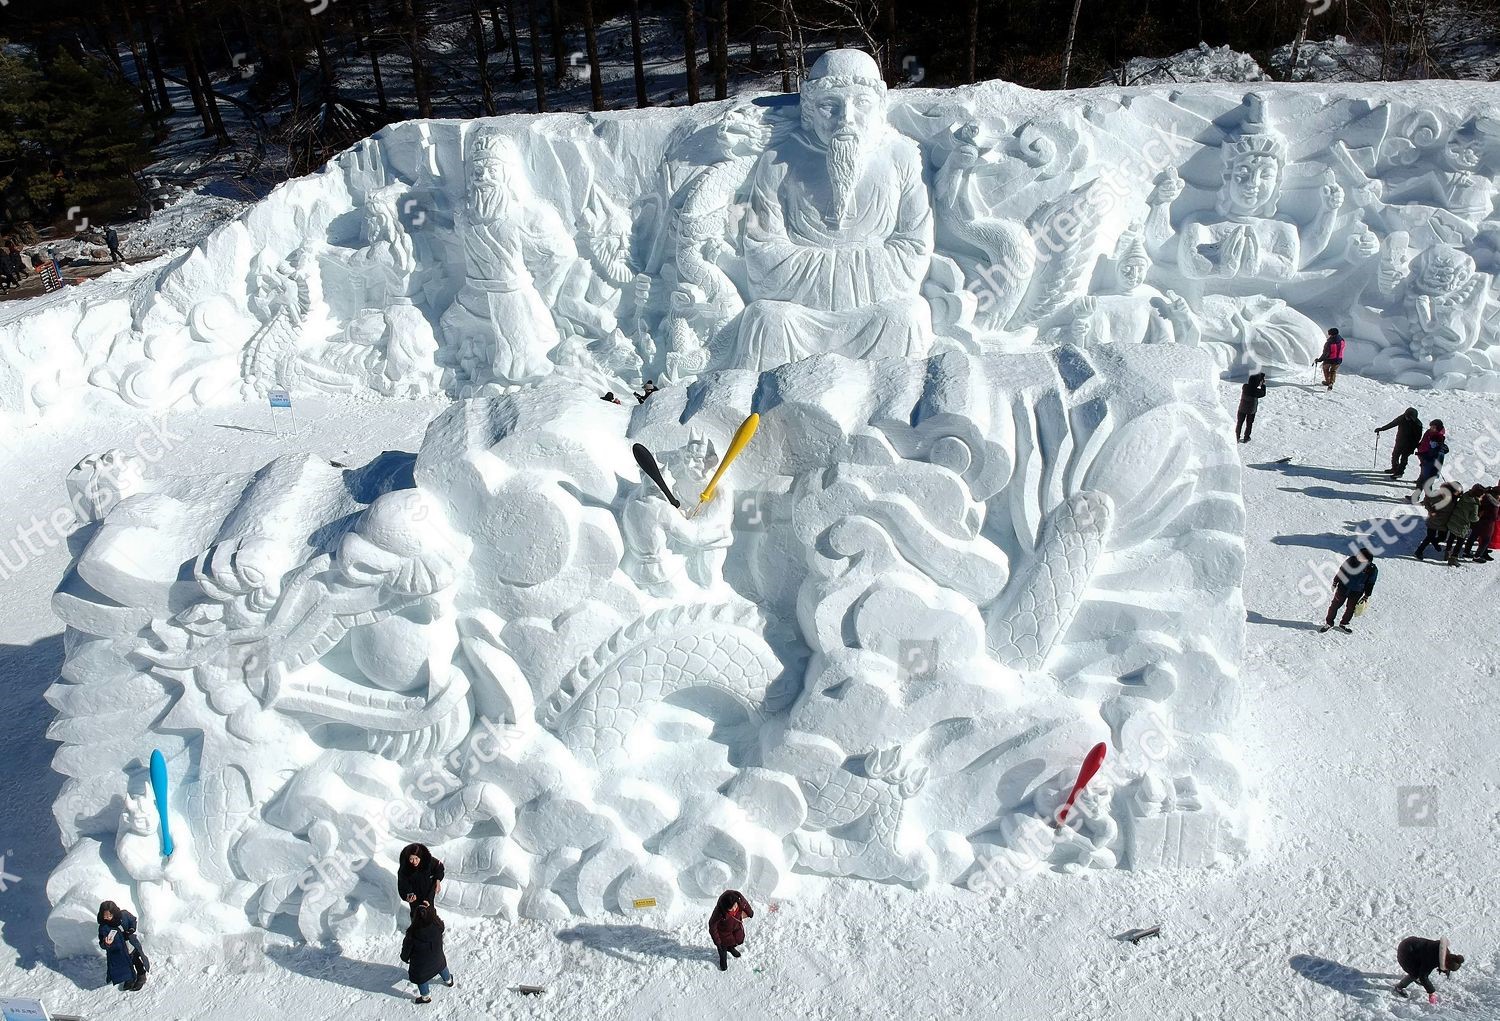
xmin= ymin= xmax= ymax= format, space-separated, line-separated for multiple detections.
xmin=1 ymin=371 xmax=1497 ymax=1019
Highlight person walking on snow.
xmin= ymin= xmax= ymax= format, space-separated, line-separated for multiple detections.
xmin=1466 ymin=484 xmax=1499 ymax=562
xmin=708 ymin=889 xmax=755 ymax=972
xmin=1413 ymin=420 xmax=1448 ymax=496
xmin=400 ymin=902 xmax=455 ymax=1004
xmin=1235 ymin=371 xmax=1266 ymax=443
xmin=1442 ymin=485 xmax=1483 ymax=565
xmin=1414 ymin=482 xmax=1461 ymax=561
xmin=97 ymin=900 xmax=149 ymax=992
xmin=397 ymin=843 xmax=444 ymax=916
xmin=1313 ymin=328 xmax=1345 ymax=390
xmin=1394 ymin=936 xmax=1463 ymax=1003
xmin=1375 ymin=408 xmax=1422 ymax=478
xmin=1320 ymin=548 xmax=1378 ymax=633
xmin=104 ymin=226 xmax=123 ymax=263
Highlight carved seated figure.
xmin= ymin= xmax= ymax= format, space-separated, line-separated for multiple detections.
xmin=1374 ymin=243 xmax=1496 ymax=360
xmin=725 ymin=49 xmax=934 ymax=372
xmin=620 ymin=435 xmax=733 ymax=596
xmin=1167 ymin=97 xmax=1374 ymax=285
xmin=1050 ymin=226 xmax=1200 ymax=347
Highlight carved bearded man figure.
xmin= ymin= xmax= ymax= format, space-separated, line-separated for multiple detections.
xmin=727 ymin=49 xmax=934 ymax=371
xmin=440 ymin=129 xmax=562 ymax=386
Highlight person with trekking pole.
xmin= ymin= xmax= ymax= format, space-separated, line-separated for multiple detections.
xmin=1375 ymin=408 xmax=1422 ymax=479
xmin=1313 ymin=328 xmax=1346 ymax=390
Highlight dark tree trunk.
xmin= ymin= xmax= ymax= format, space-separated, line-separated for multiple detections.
xmin=884 ymin=0 xmax=897 ymax=84
xmin=526 ymin=0 xmax=549 ymax=111
xmin=683 ymin=0 xmax=700 ymax=104
xmin=504 ymin=0 xmax=525 ymax=79
xmin=470 ymin=0 xmax=496 ymax=114
xmin=966 ymin=0 xmax=979 ymax=83
xmin=361 ymin=1 xmax=389 ymax=111
xmin=581 ymin=0 xmax=604 ymax=110
xmin=404 ymin=0 xmax=433 ymax=117
xmin=776 ymin=0 xmax=792 ymax=92
xmin=549 ymin=0 xmax=566 ymax=85
xmin=487 ymin=4 xmax=505 ymax=51
xmin=142 ymin=17 xmax=176 ymax=113
xmin=714 ymin=0 xmax=728 ymax=100
xmin=628 ymin=0 xmax=649 ymax=106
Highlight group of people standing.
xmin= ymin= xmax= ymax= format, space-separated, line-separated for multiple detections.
xmin=1375 ymin=412 xmax=1500 ymax=567
xmin=0 ymin=239 xmax=30 ymax=292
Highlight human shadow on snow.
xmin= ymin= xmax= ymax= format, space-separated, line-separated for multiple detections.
xmin=1245 ymin=611 xmax=1322 ymax=632
xmin=1270 ymin=532 xmax=1369 ymax=554
xmin=0 ymin=635 xmax=69 ymax=972
xmin=1277 ymin=485 xmax=1398 ymax=505
xmin=266 ymin=944 xmax=409 ymax=997
xmin=555 ymin=923 xmax=710 ymax=966
xmin=1289 ymin=954 xmax=1401 ymax=1002
xmin=1249 ymin=461 xmax=1393 ymax=487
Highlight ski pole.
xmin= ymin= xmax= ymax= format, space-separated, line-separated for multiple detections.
xmin=1373 ymin=432 xmax=1380 ymax=469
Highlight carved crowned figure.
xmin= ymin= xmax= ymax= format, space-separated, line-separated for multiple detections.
xmin=726 ymin=49 xmax=935 ymax=371
xmin=1171 ymin=96 xmax=1359 ymax=285
xmin=440 ymin=128 xmax=575 ymax=387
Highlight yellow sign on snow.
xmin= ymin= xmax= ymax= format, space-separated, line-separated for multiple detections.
xmin=631 ymin=897 xmax=657 ymax=909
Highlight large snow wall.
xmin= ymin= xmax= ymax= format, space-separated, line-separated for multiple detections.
xmin=48 ymin=48 xmax=1500 ymax=952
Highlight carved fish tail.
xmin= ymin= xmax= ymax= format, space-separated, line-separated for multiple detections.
xmin=989 ymin=490 xmax=1114 ymax=671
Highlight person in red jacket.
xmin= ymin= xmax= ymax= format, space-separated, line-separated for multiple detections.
xmin=1313 ymin=328 xmax=1346 ymax=390
xmin=708 ymin=890 xmax=755 ymax=972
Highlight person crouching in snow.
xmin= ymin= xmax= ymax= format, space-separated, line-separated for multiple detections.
xmin=1320 ymin=548 xmax=1377 ymax=633
xmin=397 ymin=842 xmax=444 ymax=916
xmin=1394 ymin=936 xmax=1463 ymax=1003
xmin=401 ymin=903 xmax=454 ymax=1004
xmin=709 ymin=890 xmax=755 ymax=972
xmin=97 ymin=900 xmax=148 ymax=991
xmin=1313 ymin=328 xmax=1345 ymax=390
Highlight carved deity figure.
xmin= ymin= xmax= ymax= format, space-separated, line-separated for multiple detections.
xmin=1173 ymin=108 xmax=1350 ymax=282
xmin=1054 ymin=225 xmax=1200 ymax=347
xmin=1381 ymin=120 xmax=1497 ymax=227
xmin=726 ymin=49 xmax=934 ymax=371
xmin=620 ymin=436 xmax=733 ymax=596
xmin=1366 ymin=241 xmax=1498 ymax=360
xmin=346 ymin=187 xmax=443 ymax=396
xmin=441 ymin=129 xmax=620 ymax=387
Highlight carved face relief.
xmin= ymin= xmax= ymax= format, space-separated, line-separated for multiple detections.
xmin=805 ymin=86 xmax=883 ymax=150
xmin=1118 ymin=259 xmax=1149 ymax=291
xmin=1414 ymin=247 xmax=1474 ymax=296
xmin=468 ymin=157 xmax=512 ymax=222
xmin=1225 ymin=155 xmax=1281 ymax=215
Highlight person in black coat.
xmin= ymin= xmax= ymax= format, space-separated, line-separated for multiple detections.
xmin=1375 ymin=408 xmax=1423 ymax=478
xmin=1393 ymin=936 xmax=1463 ymax=1003
xmin=1235 ymin=372 xmax=1267 ymax=443
xmin=1319 ymin=548 xmax=1378 ymax=633
xmin=400 ymin=903 xmax=454 ymax=1003
xmin=397 ymin=842 xmax=445 ymax=915
xmin=708 ymin=889 xmax=755 ymax=972
xmin=104 ymin=226 xmax=123 ymax=263
xmin=97 ymin=900 xmax=149 ymax=992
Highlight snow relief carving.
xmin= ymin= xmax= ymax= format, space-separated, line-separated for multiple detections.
xmin=48 ymin=344 xmax=1247 ymax=948
xmin=6 ymin=50 xmax=1500 ymax=418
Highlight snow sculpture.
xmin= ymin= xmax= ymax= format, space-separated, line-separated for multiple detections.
xmin=48 ymin=343 xmax=1247 ymax=948
xmin=725 ymin=49 xmax=935 ymax=370
xmin=6 ymin=54 xmax=1500 ymax=414
xmin=1050 ymin=224 xmax=1201 ymax=347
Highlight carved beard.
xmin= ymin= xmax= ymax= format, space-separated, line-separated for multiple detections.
xmin=826 ymin=135 xmax=865 ymax=225
xmin=469 ymin=179 xmax=509 ymax=222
